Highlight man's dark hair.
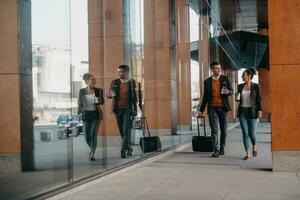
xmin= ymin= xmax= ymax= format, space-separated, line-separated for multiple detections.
xmin=118 ymin=65 xmax=129 ymax=72
xmin=210 ymin=61 xmax=220 ymax=69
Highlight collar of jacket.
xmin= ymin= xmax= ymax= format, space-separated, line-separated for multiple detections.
xmin=209 ymin=74 xmax=226 ymax=80
xmin=208 ymin=75 xmax=227 ymax=91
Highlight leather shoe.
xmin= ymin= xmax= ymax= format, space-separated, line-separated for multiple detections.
xmin=243 ymin=155 xmax=249 ymax=160
xmin=212 ymin=151 xmax=220 ymax=157
xmin=90 ymin=157 xmax=95 ymax=161
xmin=219 ymin=146 xmax=224 ymax=155
xmin=121 ymin=149 xmax=126 ymax=158
xmin=253 ymin=150 xmax=257 ymax=157
xmin=127 ymin=148 xmax=133 ymax=156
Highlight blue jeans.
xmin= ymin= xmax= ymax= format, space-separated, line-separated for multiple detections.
xmin=239 ymin=111 xmax=258 ymax=151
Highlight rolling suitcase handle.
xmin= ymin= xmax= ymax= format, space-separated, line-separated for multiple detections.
xmin=141 ymin=115 xmax=151 ymax=137
xmin=196 ymin=116 xmax=207 ymax=137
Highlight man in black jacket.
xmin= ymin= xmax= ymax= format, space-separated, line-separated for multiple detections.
xmin=198 ymin=61 xmax=233 ymax=157
xmin=107 ymin=65 xmax=142 ymax=158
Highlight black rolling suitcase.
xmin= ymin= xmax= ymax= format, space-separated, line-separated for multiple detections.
xmin=192 ymin=116 xmax=213 ymax=152
xmin=139 ymin=116 xmax=162 ymax=153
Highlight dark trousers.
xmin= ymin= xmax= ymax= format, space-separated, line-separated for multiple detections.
xmin=115 ymin=108 xmax=133 ymax=152
xmin=83 ymin=119 xmax=99 ymax=151
xmin=83 ymin=110 xmax=100 ymax=152
xmin=208 ymin=106 xmax=228 ymax=151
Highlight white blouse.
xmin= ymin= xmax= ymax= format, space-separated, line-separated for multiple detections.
xmin=241 ymin=89 xmax=251 ymax=108
xmin=85 ymin=93 xmax=96 ymax=111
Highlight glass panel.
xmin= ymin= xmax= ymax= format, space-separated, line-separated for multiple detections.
xmin=190 ymin=7 xmax=200 ymax=127
xmin=32 ymin=0 xmax=72 ymax=195
xmin=103 ymin=0 xmax=146 ymax=170
xmin=69 ymin=0 xmax=106 ymax=181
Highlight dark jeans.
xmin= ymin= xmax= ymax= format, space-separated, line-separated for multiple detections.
xmin=114 ymin=108 xmax=133 ymax=152
xmin=83 ymin=110 xmax=99 ymax=151
xmin=208 ymin=106 xmax=228 ymax=151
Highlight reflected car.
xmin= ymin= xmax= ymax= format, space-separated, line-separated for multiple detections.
xmin=56 ymin=114 xmax=75 ymax=125
xmin=56 ymin=114 xmax=83 ymax=139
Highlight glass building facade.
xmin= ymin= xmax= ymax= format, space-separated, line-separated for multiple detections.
xmin=0 ymin=0 xmax=276 ymax=199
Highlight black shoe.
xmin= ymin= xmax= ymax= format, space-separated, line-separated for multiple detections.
xmin=212 ymin=151 xmax=220 ymax=157
xmin=252 ymin=150 xmax=257 ymax=157
xmin=121 ymin=150 xmax=126 ymax=158
xmin=219 ymin=146 xmax=224 ymax=155
xmin=243 ymin=155 xmax=249 ymax=160
xmin=90 ymin=157 xmax=95 ymax=161
xmin=127 ymin=148 xmax=133 ymax=156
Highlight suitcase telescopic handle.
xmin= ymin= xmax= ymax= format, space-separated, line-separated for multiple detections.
xmin=197 ymin=116 xmax=207 ymax=137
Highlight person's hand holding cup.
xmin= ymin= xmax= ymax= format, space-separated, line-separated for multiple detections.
xmin=221 ymin=86 xmax=229 ymax=95
xmin=106 ymin=90 xmax=115 ymax=99
xmin=94 ymin=97 xmax=100 ymax=104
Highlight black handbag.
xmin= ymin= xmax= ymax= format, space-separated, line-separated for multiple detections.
xmin=192 ymin=116 xmax=213 ymax=152
xmin=139 ymin=116 xmax=162 ymax=153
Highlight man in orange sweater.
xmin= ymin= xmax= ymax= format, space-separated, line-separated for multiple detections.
xmin=107 ymin=65 xmax=142 ymax=158
xmin=198 ymin=61 xmax=233 ymax=157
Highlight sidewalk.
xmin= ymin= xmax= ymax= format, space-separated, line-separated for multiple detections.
xmin=59 ymin=123 xmax=300 ymax=200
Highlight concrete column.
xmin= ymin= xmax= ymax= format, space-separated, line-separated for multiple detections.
xmin=0 ymin=0 xmax=34 ymax=173
xmin=176 ymin=0 xmax=192 ymax=131
xmin=269 ymin=0 xmax=300 ymax=172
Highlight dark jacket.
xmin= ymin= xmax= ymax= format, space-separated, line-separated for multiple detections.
xmin=78 ymin=87 xmax=104 ymax=120
xmin=199 ymin=75 xmax=234 ymax=112
xmin=237 ymin=82 xmax=262 ymax=118
xmin=109 ymin=79 xmax=142 ymax=113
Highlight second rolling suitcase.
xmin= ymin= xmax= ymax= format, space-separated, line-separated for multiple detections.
xmin=192 ymin=116 xmax=213 ymax=152
xmin=139 ymin=116 xmax=161 ymax=153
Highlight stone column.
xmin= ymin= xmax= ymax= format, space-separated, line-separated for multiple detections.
xmin=198 ymin=14 xmax=211 ymax=118
xmin=269 ymin=0 xmax=300 ymax=172
xmin=222 ymin=69 xmax=237 ymax=122
xmin=176 ymin=0 xmax=192 ymax=131
xmin=88 ymin=0 xmax=125 ymax=150
xmin=144 ymin=0 xmax=174 ymax=135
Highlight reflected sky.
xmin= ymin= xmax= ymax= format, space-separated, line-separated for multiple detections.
xmin=32 ymin=0 xmax=88 ymax=67
xmin=189 ymin=7 xmax=199 ymax=43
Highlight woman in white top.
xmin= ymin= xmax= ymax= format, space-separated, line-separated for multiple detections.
xmin=78 ymin=73 xmax=104 ymax=161
xmin=236 ymin=68 xmax=263 ymax=160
